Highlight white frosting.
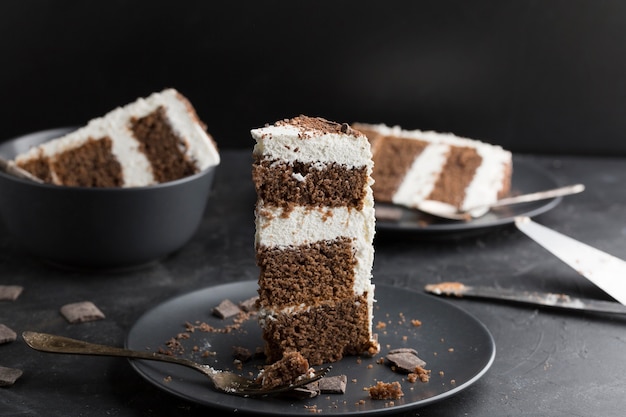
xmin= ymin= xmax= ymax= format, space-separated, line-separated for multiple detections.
xmin=251 ymin=124 xmax=372 ymax=169
xmin=16 ymin=89 xmax=220 ymax=187
xmin=392 ymin=143 xmax=448 ymax=208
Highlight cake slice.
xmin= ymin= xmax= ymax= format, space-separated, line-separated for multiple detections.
xmin=252 ymin=115 xmax=379 ymax=366
xmin=14 ymin=88 xmax=220 ymax=187
xmin=353 ymin=123 xmax=512 ymax=212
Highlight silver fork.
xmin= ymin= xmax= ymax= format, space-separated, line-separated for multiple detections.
xmin=22 ymin=331 xmax=329 ymax=397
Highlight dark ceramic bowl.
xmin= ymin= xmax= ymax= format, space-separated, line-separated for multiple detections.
xmin=0 ymin=128 xmax=217 ymax=269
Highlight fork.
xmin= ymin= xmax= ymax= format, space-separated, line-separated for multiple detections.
xmin=22 ymin=331 xmax=329 ymax=397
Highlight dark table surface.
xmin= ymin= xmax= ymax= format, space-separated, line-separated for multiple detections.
xmin=1 ymin=150 xmax=625 ymax=417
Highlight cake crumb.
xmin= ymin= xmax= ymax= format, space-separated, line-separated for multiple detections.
xmin=414 ymin=365 xmax=431 ymax=383
xmin=366 ymin=381 xmax=404 ymax=400
xmin=232 ymin=346 xmax=252 ymax=362
xmin=255 ymin=351 xmax=311 ymax=390
xmin=411 ymin=319 xmax=422 ymax=327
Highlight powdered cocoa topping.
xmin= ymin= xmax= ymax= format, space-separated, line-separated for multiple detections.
xmin=276 ymin=115 xmax=362 ymax=138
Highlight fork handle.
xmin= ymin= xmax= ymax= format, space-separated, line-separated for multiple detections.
xmin=489 ymin=184 xmax=585 ymax=209
xmin=22 ymin=331 xmax=202 ymax=369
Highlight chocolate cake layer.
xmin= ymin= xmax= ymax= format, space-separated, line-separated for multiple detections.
xmin=261 ymin=293 xmax=377 ymax=365
xmin=51 ymin=138 xmax=123 ymax=187
xmin=252 ymin=157 xmax=368 ymax=210
xmin=256 ymin=237 xmax=356 ymax=309
xmin=427 ymin=146 xmax=481 ymax=207
xmin=371 ymin=136 xmax=428 ymax=202
xmin=17 ymin=153 xmax=52 ymax=183
xmin=130 ymin=107 xmax=198 ymax=183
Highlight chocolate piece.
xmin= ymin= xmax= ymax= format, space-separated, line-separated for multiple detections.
xmin=212 ymin=299 xmax=240 ymax=319
xmin=60 ymin=301 xmax=105 ymax=323
xmin=318 ymin=374 xmax=347 ymax=394
xmin=239 ymin=296 xmax=258 ymax=312
xmin=0 ymin=366 xmax=23 ymax=387
xmin=0 ymin=285 xmax=23 ymax=301
xmin=0 ymin=324 xmax=17 ymax=344
xmin=283 ymin=386 xmax=320 ymax=399
xmin=386 ymin=348 xmax=427 ymax=372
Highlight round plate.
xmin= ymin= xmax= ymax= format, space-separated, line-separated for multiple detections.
xmin=126 ymin=281 xmax=495 ymax=415
xmin=375 ymin=158 xmax=561 ymax=234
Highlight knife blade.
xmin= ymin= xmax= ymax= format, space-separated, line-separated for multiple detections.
xmin=424 ymin=282 xmax=626 ymax=314
xmin=514 ymin=216 xmax=626 ymax=305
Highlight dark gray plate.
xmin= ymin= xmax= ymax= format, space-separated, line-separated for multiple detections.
xmin=126 ymin=281 xmax=495 ymax=415
xmin=375 ymin=157 xmax=561 ymax=234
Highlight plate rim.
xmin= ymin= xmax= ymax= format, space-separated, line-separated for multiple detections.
xmin=375 ymin=157 xmax=561 ymax=233
xmin=126 ymin=280 xmax=496 ymax=415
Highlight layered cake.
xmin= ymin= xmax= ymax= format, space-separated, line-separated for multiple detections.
xmin=353 ymin=123 xmax=512 ymax=212
xmin=252 ymin=115 xmax=379 ymax=366
xmin=14 ymin=89 xmax=220 ymax=187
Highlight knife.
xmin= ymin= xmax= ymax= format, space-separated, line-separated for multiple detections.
xmin=424 ymin=282 xmax=626 ymax=315
xmin=514 ymin=216 xmax=626 ymax=305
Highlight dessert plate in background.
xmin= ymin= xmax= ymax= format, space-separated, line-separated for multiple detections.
xmin=375 ymin=158 xmax=561 ymax=235
xmin=126 ymin=280 xmax=495 ymax=416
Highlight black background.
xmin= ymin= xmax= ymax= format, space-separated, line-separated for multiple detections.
xmin=2 ymin=0 xmax=626 ymax=154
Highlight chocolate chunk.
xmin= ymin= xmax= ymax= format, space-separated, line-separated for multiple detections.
xmin=239 ymin=296 xmax=259 ymax=312
xmin=60 ymin=301 xmax=105 ymax=323
xmin=0 ymin=324 xmax=17 ymax=344
xmin=0 ymin=285 xmax=23 ymax=301
xmin=318 ymin=374 xmax=347 ymax=394
xmin=0 ymin=366 xmax=23 ymax=387
xmin=282 ymin=386 xmax=319 ymax=399
xmin=386 ymin=348 xmax=426 ymax=373
xmin=212 ymin=299 xmax=240 ymax=319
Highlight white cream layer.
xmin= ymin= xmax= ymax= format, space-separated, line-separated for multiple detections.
xmin=251 ymin=124 xmax=373 ymax=170
xmin=16 ymin=89 xmax=220 ymax=187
